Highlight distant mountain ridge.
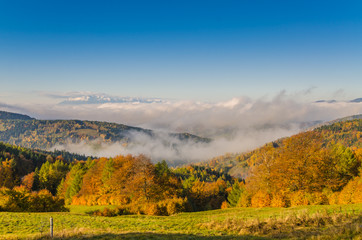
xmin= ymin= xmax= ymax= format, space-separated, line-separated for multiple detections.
xmin=314 ymin=97 xmax=362 ymax=103
xmin=0 ymin=111 xmax=34 ymax=120
xmin=0 ymin=110 xmax=210 ymax=152
xmin=350 ymin=98 xmax=362 ymax=103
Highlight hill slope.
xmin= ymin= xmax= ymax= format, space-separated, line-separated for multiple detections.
xmin=0 ymin=111 xmax=210 ymax=151
xmin=0 ymin=141 xmax=90 ymax=188
xmin=203 ymin=118 xmax=361 ymax=179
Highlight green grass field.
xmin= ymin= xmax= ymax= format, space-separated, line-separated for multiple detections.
xmin=1 ymin=204 xmax=361 ymax=239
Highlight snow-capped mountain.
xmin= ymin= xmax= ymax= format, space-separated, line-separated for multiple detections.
xmin=59 ymin=94 xmax=165 ymax=105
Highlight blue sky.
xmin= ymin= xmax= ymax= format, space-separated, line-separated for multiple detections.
xmin=1 ymin=0 xmax=362 ymax=103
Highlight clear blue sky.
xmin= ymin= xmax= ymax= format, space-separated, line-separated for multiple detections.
xmin=1 ymin=0 xmax=361 ymax=102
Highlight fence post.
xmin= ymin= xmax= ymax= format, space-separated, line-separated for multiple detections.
xmin=50 ymin=216 xmax=53 ymax=238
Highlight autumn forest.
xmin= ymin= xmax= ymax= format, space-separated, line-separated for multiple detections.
xmin=0 ymin=111 xmax=361 ymax=219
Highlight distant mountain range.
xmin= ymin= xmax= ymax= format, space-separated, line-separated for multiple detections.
xmin=315 ymin=98 xmax=362 ymax=103
xmin=350 ymin=98 xmax=362 ymax=103
xmin=0 ymin=111 xmax=210 ymax=152
xmin=59 ymin=94 xmax=362 ymax=105
xmin=314 ymin=100 xmax=337 ymax=103
xmin=59 ymin=94 xmax=165 ymax=105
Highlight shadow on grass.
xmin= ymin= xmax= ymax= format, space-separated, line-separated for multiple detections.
xmin=45 ymin=232 xmax=272 ymax=240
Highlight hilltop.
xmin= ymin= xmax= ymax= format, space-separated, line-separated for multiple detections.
xmin=307 ymin=114 xmax=362 ymax=130
xmin=0 ymin=111 xmax=34 ymax=120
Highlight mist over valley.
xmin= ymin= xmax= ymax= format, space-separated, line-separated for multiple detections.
xmin=1 ymin=92 xmax=361 ymax=165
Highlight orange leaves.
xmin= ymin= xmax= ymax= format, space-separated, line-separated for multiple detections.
xmin=251 ymin=191 xmax=271 ymax=208
xmin=249 ymin=131 xmax=341 ymax=194
xmin=188 ymin=179 xmax=227 ymax=210
xmin=63 ymin=154 xmax=184 ymax=208
xmin=270 ymin=192 xmax=289 ymax=207
xmin=248 ymin=143 xmax=279 ymax=193
xmin=21 ymin=172 xmax=35 ymax=190
xmin=0 ymin=159 xmax=17 ymax=188
xmin=338 ymin=175 xmax=362 ymax=204
xmin=244 ymin=129 xmax=362 ymax=208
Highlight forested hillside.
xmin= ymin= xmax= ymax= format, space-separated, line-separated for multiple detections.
xmin=0 ymin=111 xmax=34 ymax=120
xmin=0 ymin=142 xmax=91 ymax=188
xmin=203 ymin=118 xmax=362 ymax=179
xmin=0 ymin=142 xmax=85 ymax=212
xmin=0 ymin=117 xmax=361 ymax=215
xmin=0 ymin=111 xmax=209 ymax=150
xmin=219 ymin=119 xmax=362 ymax=208
xmin=1 ymin=150 xmax=234 ymax=214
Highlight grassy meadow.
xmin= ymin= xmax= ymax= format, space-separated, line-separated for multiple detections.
xmin=1 ymin=204 xmax=361 ymax=239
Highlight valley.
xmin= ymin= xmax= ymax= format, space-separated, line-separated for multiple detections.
xmin=0 ymin=111 xmax=361 ymax=239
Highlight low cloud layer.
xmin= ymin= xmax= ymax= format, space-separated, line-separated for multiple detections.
xmin=51 ymin=126 xmax=299 ymax=165
xmin=1 ymin=91 xmax=361 ymax=163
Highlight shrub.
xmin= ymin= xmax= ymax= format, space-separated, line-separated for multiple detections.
xmin=328 ymin=191 xmax=340 ymax=204
xmin=144 ymin=203 xmax=164 ymax=216
xmin=271 ymin=192 xmax=289 ymax=207
xmin=113 ymin=205 xmax=131 ymax=215
xmin=165 ymin=197 xmax=188 ymax=215
xmin=306 ymin=192 xmax=328 ymax=205
xmin=290 ymin=191 xmax=309 ymax=206
xmin=29 ymin=189 xmax=67 ymax=212
xmin=0 ymin=186 xmax=29 ymax=211
xmin=221 ymin=200 xmax=228 ymax=209
xmin=89 ymin=198 xmax=189 ymax=217
xmin=251 ymin=191 xmax=271 ymax=208
xmin=100 ymin=207 xmax=116 ymax=217
xmin=338 ymin=175 xmax=362 ymax=204
xmin=89 ymin=206 xmax=131 ymax=217
xmin=0 ymin=187 xmax=68 ymax=212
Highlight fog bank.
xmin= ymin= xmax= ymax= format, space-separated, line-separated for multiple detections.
xmin=1 ymin=92 xmax=361 ymax=163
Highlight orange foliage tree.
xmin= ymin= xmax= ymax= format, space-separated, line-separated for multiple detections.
xmin=64 ymin=155 xmax=183 ymax=208
xmin=246 ymin=131 xmax=360 ymax=207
